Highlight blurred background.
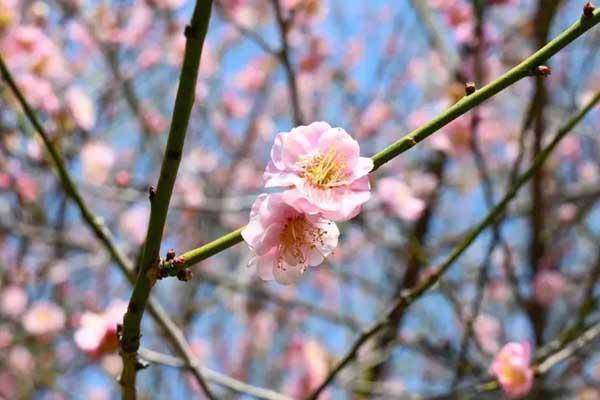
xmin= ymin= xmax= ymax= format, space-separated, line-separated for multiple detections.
xmin=1 ymin=0 xmax=600 ymax=398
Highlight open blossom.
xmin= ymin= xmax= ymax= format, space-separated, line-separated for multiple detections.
xmin=0 ymin=286 xmax=28 ymax=319
xmin=80 ymin=141 xmax=115 ymax=184
xmin=74 ymin=301 xmax=127 ymax=358
xmin=377 ymin=177 xmax=426 ymax=221
xmin=22 ymin=302 xmax=66 ymax=337
xmin=533 ymin=270 xmax=566 ymax=306
xmin=241 ymin=193 xmax=339 ymax=284
xmin=65 ymin=86 xmax=96 ymax=130
xmin=490 ymin=341 xmax=534 ymax=399
xmin=264 ymin=122 xmax=373 ymax=221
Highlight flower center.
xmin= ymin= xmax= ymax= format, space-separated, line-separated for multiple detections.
xmin=501 ymin=366 xmax=528 ymax=386
xmin=277 ymin=217 xmax=327 ymax=269
xmin=299 ymin=148 xmax=347 ymax=188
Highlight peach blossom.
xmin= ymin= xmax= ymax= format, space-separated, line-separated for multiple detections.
xmin=22 ymin=301 xmax=66 ymax=337
xmin=242 ymin=193 xmax=339 ymax=284
xmin=377 ymin=177 xmax=426 ymax=221
xmin=74 ymin=301 xmax=127 ymax=358
xmin=533 ymin=270 xmax=566 ymax=306
xmin=264 ymin=122 xmax=373 ymax=221
xmin=65 ymin=86 xmax=95 ymax=130
xmin=490 ymin=341 xmax=534 ymax=399
xmin=80 ymin=142 xmax=115 ymax=184
xmin=0 ymin=286 xmax=28 ymax=319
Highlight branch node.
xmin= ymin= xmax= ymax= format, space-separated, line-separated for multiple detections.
xmin=166 ymin=249 xmax=176 ymax=261
xmin=176 ymin=268 xmax=194 ymax=282
xmin=145 ymin=257 xmax=162 ymax=288
xmin=531 ymin=65 xmax=551 ymax=77
xmin=184 ymin=24 xmax=199 ymax=39
xmin=148 ymin=186 xmax=156 ymax=202
xmin=166 ymin=149 xmax=182 ymax=161
xmin=465 ymin=81 xmax=477 ymax=96
xmin=584 ymin=2 xmax=595 ymax=17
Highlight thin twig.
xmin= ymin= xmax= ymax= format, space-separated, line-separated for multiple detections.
xmin=162 ymin=8 xmax=600 ymax=275
xmin=271 ymin=0 xmax=304 ymax=125
xmin=304 ymin=88 xmax=600 ymax=400
xmin=119 ymin=1 xmax=215 ymax=399
xmin=139 ymin=348 xmax=293 ymax=400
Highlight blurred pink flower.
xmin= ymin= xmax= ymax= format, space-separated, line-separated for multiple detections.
xmin=490 ymin=341 xmax=534 ymax=399
xmin=65 ymin=86 xmax=96 ymax=130
xmin=357 ymin=100 xmax=392 ymax=138
xmin=0 ymin=0 xmax=19 ymax=29
xmin=264 ymin=122 xmax=373 ymax=221
xmin=80 ymin=142 xmax=115 ymax=184
xmin=8 ymin=346 xmax=34 ymax=374
xmin=119 ymin=204 xmax=149 ymax=244
xmin=22 ymin=301 xmax=66 ymax=337
xmin=74 ymin=301 xmax=127 ymax=359
xmin=285 ymin=336 xmax=330 ymax=397
xmin=141 ymin=106 xmax=169 ymax=134
xmin=473 ymin=314 xmax=500 ymax=354
xmin=377 ymin=177 xmax=426 ymax=221
xmin=0 ymin=286 xmax=28 ymax=319
xmin=235 ymin=58 xmax=270 ymax=91
xmin=533 ymin=270 xmax=566 ymax=306
xmin=222 ymin=92 xmax=250 ymax=118
xmin=14 ymin=172 xmax=39 ymax=203
xmin=558 ymin=203 xmax=577 ymax=223
xmin=14 ymin=73 xmax=60 ymax=113
xmin=558 ymin=135 xmax=581 ymax=159
xmin=1 ymin=25 xmax=66 ymax=79
xmin=242 ymin=193 xmax=339 ymax=284
xmin=148 ymin=0 xmax=186 ymax=10
xmin=300 ymin=38 xmax=329 ymax=72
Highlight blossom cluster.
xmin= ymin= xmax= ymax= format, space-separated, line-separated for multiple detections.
xmin=242 ymin=122 xmax=373 ymax=284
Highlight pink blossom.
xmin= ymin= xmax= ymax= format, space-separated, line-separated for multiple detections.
xmin=119 ymin=204 xmax=149 ymax=244
xmin=8 ymin=346 xmax=34 ymax=374
xmin=473 ymin=314 xmax=500 ymax=354
xmin=148 ymin=0 xmax=186 ymax=10
xmin=74 ymin=301 xmax=127 ymax=359
xmin=141 ymin=106 xmax=169 ymax=134
xmin=242 ymin=193 xmax=339 ymax=284
xmin=490 ymin=341 xmax=534 ymax=399
xmin=65 ymin=86 xmax=96 ymax=130
xmin=558 ymin=203 xmax=577 ymax=223
xmin=1 ymin=25 xmax=66 ymax=79
xmin=234 ymin=58 xmax=271 ymax=91
xmin=80 ymin=142 xmax=115 ymax=184
xmin=14 ymin=173 xmax=39 ymax=203
xmin=14 ymin=73 xmax=60 ymax=113
xmin=357 ymin=100 xmax=392 ymax=138
xmin=0 ymin=0 xmax=19 ymax=29
xmin=22 ymin=302 xmax=66 ymax=337
xmin=299 ymin=38 xmax=329 ymax=72
xmin=377 ymin=177 xmax=426 ymax=221
xmin=264 ymin=122 xmax=373 ymax=221
xmin=533 ymin=270 xmax=566 ymax=306
xmin=0 ymin=286 xmax=28 ymax=319
xmin=222 ymin=92 xmax=250 ymax=118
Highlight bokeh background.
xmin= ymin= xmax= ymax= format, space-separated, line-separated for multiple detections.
xmin=1 ymin=0 xmax=600 ymax=398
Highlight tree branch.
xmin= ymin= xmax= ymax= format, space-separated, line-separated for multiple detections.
xmin=161 ymin=7 xmax=600 ymax=276
xmin=304 ymin=88 xmax=600 ymax=400
xmin=119 ymin=1 xmax=215 ymax=398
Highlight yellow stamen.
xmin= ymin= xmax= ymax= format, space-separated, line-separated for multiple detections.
xmin=299 ymin=147 xmax=347 ymax=188
xmin=277 ymin=217 xmax=328 ymax=271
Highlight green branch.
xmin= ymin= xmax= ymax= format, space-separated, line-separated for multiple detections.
xmin=119 ymin=1 xmax=214 ymax=399
xmin=305 ymin=87 xmax=600 ymax=400
xmin=0 ymin=47 xmax=217 ymax=400
xmin=0 ymin=55 xmax=136 ymax=278
xmin=162 ymin=7 xmax=600 ymax=275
